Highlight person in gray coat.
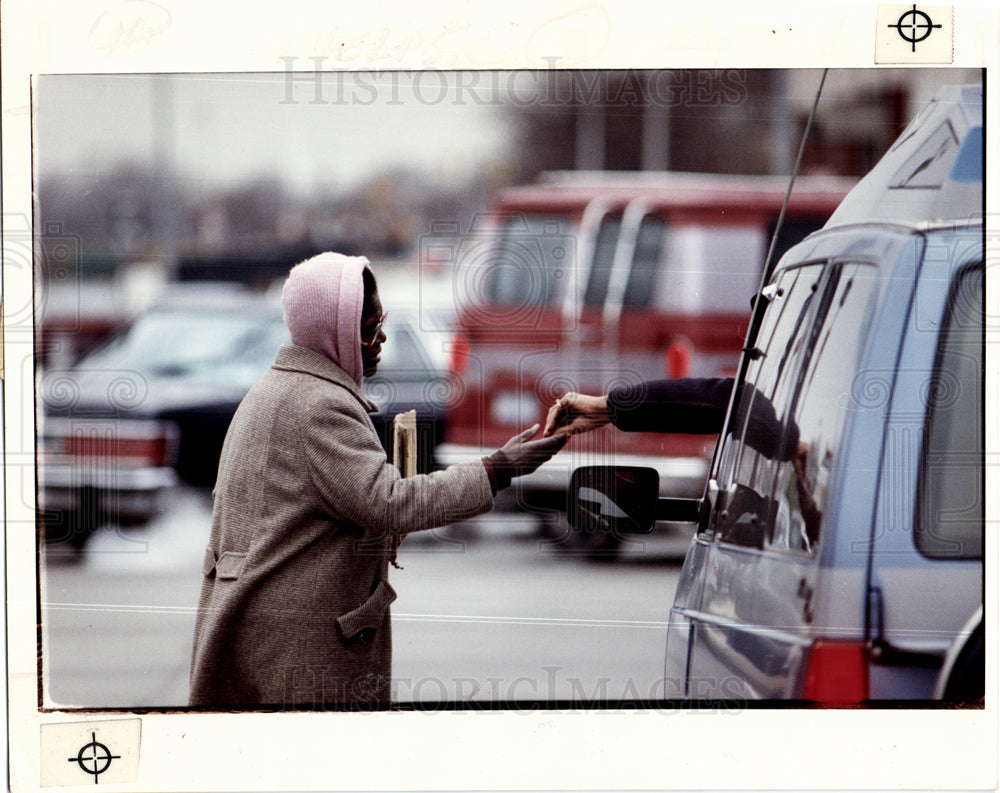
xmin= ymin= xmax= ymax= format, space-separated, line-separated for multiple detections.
xmin=189 ymin=252 xmax=566 ymax=708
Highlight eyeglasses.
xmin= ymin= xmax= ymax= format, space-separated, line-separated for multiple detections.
xmin=361 ymin=311 xmax=388 ymax=347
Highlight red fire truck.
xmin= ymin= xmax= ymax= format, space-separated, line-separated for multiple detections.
xmin=435 ymin=171 xmax=856 ymax=553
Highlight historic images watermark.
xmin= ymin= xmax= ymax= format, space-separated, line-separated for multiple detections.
xmin=278 ymin=63 xmax=749 ymax=110
xmin=267 ymin=666 xmax=750 ymax=710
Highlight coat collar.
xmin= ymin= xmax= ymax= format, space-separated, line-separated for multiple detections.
xmin=271 ymin=345 xmax=378 ymax=413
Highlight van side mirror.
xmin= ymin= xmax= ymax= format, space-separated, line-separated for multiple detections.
xmin=568 ymin=466 xmax=660 ymax=534
xmin=568 ymin=466 xmax=705 ymax=534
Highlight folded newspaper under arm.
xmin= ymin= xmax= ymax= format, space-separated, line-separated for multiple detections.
xmin=392 ymin=410 xmax=417 ymax=478
xmin=389 ymin=410 xmax=417 ymax=568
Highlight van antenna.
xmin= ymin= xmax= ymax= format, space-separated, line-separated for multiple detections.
xmin=760 ymin=68 xmax=829 ymax=285
xmin=708 ymin=69 xmax=830 ymax=478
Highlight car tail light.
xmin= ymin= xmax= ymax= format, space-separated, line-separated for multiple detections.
xmin=803 ymin=640 xmax=869 ymax=704
xmin=65 ymin=435 xmax=172 ymax=467
xmin=48 ymin=419 xmax=177 ymax=468
xmin=449 ymin=332 xmax=471 ymax=375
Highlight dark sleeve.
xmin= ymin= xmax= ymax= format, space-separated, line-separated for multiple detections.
xmin=735 ymin=383 xmax=801 ymax=462
xmin=606 ymin=378 xmax=735 ymax=434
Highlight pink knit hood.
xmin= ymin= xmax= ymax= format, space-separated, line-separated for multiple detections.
xmin=281 ymin=252 xmax=372 ymax=386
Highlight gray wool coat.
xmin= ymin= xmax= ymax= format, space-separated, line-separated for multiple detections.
xmin=189 ymin=344 xmax=494 ymax=708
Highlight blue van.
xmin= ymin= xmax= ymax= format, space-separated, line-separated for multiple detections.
xmin=568 ymin=83 xmax=984 ymax=703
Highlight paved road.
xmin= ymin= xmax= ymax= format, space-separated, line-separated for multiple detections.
xmin=40 ymin=486 xmax=685 ymax=708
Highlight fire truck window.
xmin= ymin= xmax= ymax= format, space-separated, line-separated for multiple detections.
xmin=769 ymin=263 xmax=880 ymax=554
xmin=583 ymin=215 xmax=622 ymax=308
xmin=489 ymin=215 xmax=573 ymax=307
xmin=916 ymin=263 xmax=983 ymax=560
xmin=714 ymin=263 xmax=824 ymax=547
xmin=623 ymin=215 xmax=666 ymax=308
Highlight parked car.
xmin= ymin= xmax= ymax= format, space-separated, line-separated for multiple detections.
xmin=38 ymin=280 xmax=457 ymax=547
xmin=566 ymin=83 xmax=984 ymax=702
xmin=36 ymin=277 xmax=129 ymax=370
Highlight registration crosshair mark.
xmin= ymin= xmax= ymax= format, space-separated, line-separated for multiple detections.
xmin=67 ymin=732 xmax=121 ymax=784
xmin=889 ymin=4 xmax=942 ymax=52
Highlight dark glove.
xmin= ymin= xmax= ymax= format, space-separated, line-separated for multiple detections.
xmin=483 ymin=424 xmax=569 ymax=493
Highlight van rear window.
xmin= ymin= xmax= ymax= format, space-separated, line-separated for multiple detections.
xmin=916 ymin=263 xmax=984 ymax=560
xmin=487 ymin=215 xmax=574 ymax=308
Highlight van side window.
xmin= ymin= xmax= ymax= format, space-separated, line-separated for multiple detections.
xmin=916 ymin=263 xmax=983 ymax=560
xmin=489 ymin=215 xmax=573 ymax=307
xmin=713 ymin=264 xmax=825 ymax=547
xmin=769 ymin=263 xmax=880 ymax=553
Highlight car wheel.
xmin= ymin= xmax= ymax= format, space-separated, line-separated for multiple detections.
xmin=40 ymin=505 xmax=97 ymax=550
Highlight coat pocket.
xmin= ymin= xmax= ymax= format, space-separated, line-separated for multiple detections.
xmin=202 ymin=548 xmax=248 ymax=580
xmin=335 ymin=580 xmax=397 ymax=640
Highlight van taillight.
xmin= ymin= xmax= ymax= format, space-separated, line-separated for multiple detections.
xmin=449 ymin=332 xmax=471 ymax=375
xmin=803 ymin=640 xmax=869 ymax=704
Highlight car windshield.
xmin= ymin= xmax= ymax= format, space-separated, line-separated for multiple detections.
xmin=204 ymin=318 xmax=291 ymax=388
xmin=81 ymin=306 xmax=438 ymax=389
xmin=83 ymin=308 xmax=285 ymax=381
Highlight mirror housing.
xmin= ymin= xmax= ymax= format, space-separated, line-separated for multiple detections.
xmin=568 ymin=466 xmax=660 ymax=534
xmin=568 ymin=466 xmax=705 ymax=535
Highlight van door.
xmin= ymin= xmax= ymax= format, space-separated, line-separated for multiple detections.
xmin=864 ymin=251 xmax=984 ymax=699
xmin=670 ymin=261 xmax=826 ymax=698
xmin=678 ymin=258 xmax=885 ymax=699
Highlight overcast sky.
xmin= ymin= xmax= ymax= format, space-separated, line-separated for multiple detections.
xmin=33 ymin=72 xmax=517 ymax=194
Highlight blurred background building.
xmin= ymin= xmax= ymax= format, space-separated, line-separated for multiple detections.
xmin=33 ymin=67 xmax=980 ymax=364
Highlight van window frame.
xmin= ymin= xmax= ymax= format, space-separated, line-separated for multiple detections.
xmin=706 ymin=259 xmax=829 ymax=546
xmin=706 ymin=257 xmax=882 ymax=555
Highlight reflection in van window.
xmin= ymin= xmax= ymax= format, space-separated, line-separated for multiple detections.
xmin=716 ymin=266 xmax=812 ymax=487
xmin=623 ymin=215 xmax=667 ymax=308
xmin=488 ymin=215 xmax=573 ymax=307
xmin=917 ymin=263 xmax=983 ymax=560
xmin=714 ymin=264 xmax=824 ymax=547
xmin=771 ymin=264 xmax=879 ymax=553
xmin=583 ymin=215 xmax=623 ymax=308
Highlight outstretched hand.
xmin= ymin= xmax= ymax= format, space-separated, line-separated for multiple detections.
xmin=497 ymin=423 xmax=569 ymax=471
xmin=543 ymin=392 xmax=611 ymax=437
xmin=485 ymin=424 xmax=568 ymax=492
